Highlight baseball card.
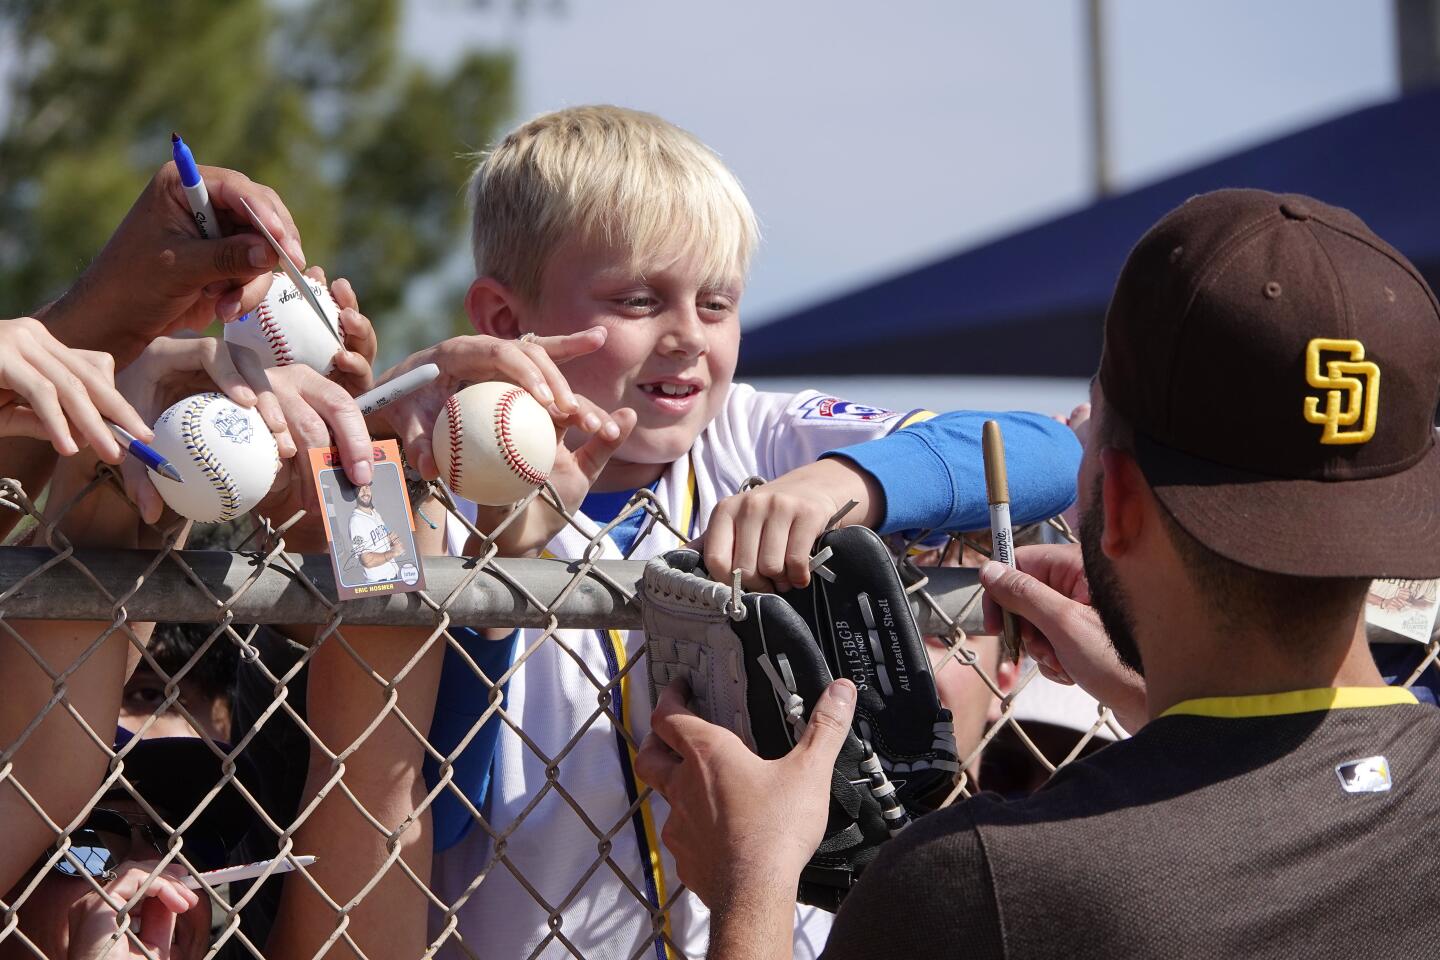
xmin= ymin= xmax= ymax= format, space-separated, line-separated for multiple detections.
xmin=1365 ymin=578 xmax=1440 ymax=643
xmin=308 ymin=440 xmax=426 ymax=601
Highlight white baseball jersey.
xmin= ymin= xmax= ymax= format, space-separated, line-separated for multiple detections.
xmin=349 ymin=507 xmax=399 ymax=583
xmin=433 ymin=384 xmax=927 ymax=960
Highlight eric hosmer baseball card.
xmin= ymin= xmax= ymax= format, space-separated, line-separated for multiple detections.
xmin=308 ymin=439 xmax=426 ymax=601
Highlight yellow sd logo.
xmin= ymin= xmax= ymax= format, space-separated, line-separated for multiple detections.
xmin=1303 ymin=338 xmax=1379 ymax=445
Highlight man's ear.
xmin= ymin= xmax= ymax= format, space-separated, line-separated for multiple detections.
xmin=466 ymin=276 xmax=523 ymax=339
xmin=1098 ymin=447 xmax=1150 ymax=560
xmin=987 ymin=654 xmax=1020 ymax=722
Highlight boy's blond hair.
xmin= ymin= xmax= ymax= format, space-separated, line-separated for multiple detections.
xmin=469 ymin=105 xmax=760 ymax=301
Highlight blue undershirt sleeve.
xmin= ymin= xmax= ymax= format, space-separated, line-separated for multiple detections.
xmin=425 ymin=627 xmax=520 ymax=853
xmin=825 ymin=411 xmax=1081 ymax=534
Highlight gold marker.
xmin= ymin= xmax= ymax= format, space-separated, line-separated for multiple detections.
xmin=982 ymin=420 xmax=1021 ymax=662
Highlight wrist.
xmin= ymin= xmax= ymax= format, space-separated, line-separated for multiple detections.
xmin=810 ymin=456 xmax=883 ymax=528
xmin=717 ymin=852 xmax=804 ymax=910
xmin=708 ymin=871 xmax=799 ymax=960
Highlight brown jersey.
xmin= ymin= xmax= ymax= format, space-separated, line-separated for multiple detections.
xmin=822 ymin=688 xmax=1440 ymax=960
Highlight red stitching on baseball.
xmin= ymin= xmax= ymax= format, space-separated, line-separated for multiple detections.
xmin=494 ymin=388 xmax=548 ymax=486
xmin=255 ymin=300 xmax=295 ymax=365
xmin=445 ymin=394 xmax=464 ymax=493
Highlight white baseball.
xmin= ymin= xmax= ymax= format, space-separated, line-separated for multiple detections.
xmin=433 ymin=382 xmax=557 ymax=505
xmin=149 ymin=393 xmax=280 ymax=523
xmin=224 ymin=272 xmax=342 ymax=373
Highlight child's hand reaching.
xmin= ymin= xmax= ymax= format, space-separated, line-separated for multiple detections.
xmin=694 ymin=458 xmax=883 ymax=592
xmin=377 ymin=328 xmax=611 ymax=481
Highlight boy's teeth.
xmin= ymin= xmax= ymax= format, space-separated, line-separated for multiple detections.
xmin=651 ymin=383 xmax=695 ymax=396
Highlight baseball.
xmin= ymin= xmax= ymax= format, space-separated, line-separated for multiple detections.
xmin=433 ymin=381 xmax=558 ymax=505
xmin=224 ymin=272 xmax=342 ymax=373
xmin=149 ymin=392 xmax=281 ymax=523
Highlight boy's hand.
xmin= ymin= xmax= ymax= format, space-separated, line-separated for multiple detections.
xmin=696 ymin=458 xmax=882 ymax=591
xmin=471 ymin=404 xmax=636 ymax=558
xmin=374 ymin=328 xmax=609 ymax=480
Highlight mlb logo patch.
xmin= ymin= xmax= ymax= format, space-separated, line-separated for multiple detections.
xmin=1335 ymin=755 xmax=1392 ymax=794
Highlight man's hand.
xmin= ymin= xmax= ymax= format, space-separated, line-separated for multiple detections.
xmin=41 ymin=163 xmax=305 ymax=364
xmin=636 ymin=677 xmax=856 ymax=911
xmin=980 ymin=544 xmax=1146 ymax=729
xmin=0 ymin=317 xmax=151 ymax=462
xmin=68 ymin=860 xmax=203 ymax=960
xmin=696 ymin=458 xmax=882 ymax=591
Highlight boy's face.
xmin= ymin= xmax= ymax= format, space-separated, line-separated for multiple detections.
xmin=524 ymin=235 xmax=743 ymax=476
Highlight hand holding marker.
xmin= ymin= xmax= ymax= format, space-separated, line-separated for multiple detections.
xmin=103 ymin=130 xmax=229 ymax=487
xmin=171 ymin=133 xmax=220 ymax=241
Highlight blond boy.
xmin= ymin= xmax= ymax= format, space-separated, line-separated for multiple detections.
xmin=377 ymin=105 xmax=1080 ymax=958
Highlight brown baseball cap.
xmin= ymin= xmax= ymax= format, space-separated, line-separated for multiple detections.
xmin=1099 ymin=189 xmax=1440 ymax=579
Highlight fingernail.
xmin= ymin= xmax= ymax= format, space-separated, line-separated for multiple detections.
xmin=829 ymin=679 xmax=855 ymax=707
xmin=248 ymin=243 xmax=270 ymax=268
xmin=534 ymin=384 xmax=555 ymax=404
xmin=354 ymin=460 xmax=373 ymax=485
xmin=584 ymin=413 xmax=600 ymax=431
xmin=59 ymin=437 xmax=78 ymax=455
xmin=237 ymin=387 xmax=257 ymax=406
xmin=602 ymin=422 xmax=620 ymax=440
xmin=979 ymin=561 xmax=1004 ymax=586
xmin=218 ymin=297 xmax=242 ymax=319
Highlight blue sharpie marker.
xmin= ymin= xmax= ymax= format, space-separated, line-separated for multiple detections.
xmin=108 ymin=423 xmax=182 ymax=483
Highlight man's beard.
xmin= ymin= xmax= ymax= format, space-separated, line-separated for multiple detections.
xmin=1078 ymin=486 xmax=1145 ymax=676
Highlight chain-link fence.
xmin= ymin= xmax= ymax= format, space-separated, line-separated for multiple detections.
xmin=8 ymin=464 xmax=1425 ymax=960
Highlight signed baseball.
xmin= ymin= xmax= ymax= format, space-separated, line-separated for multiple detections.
xmin=149 ymin=393 xmax=280 ymax=523
xmin=224 ymin=272 xmax=342 ymax=373
xmin=433 ymin=382 xmax=557 ymax=505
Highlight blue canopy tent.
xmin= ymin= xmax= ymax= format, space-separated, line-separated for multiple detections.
xmin=740 ymin=88 xmax=1440 ymax=378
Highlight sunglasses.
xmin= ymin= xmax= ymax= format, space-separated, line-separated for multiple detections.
xmin=48 ymin=808 xmax=171 ymax=883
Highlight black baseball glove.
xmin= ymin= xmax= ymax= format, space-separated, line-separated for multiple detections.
xmin=642 ymin=525 xmax=957 ymax=910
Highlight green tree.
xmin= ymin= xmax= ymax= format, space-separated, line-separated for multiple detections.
xmin=0 ymin=0 xmax=514 ymax=361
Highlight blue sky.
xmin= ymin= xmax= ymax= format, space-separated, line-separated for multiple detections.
xmin=404 ymin=0 xmax=1396 ymax=327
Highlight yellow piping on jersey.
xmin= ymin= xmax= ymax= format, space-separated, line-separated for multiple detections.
xmin=1161 ymin=686 xmax=1417 ymax=719
xmin=897 ymin=409 xmax=938 ymax=430
xmin=606 ymin=626 xmax=678 ymax=957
